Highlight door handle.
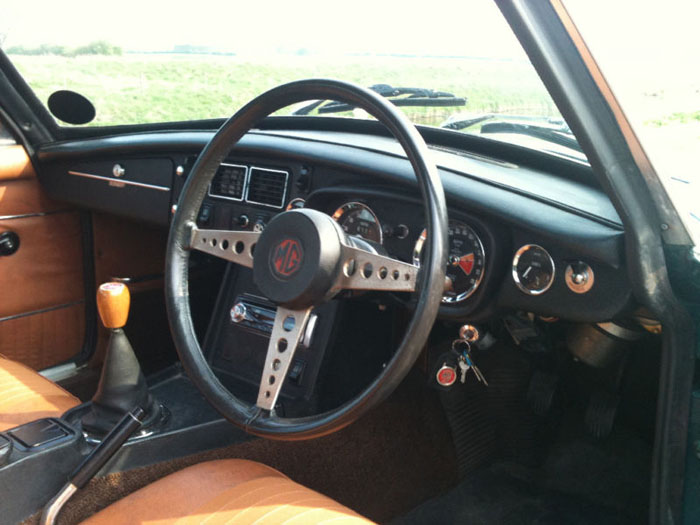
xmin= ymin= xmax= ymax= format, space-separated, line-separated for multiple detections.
xmin=0 ymin=231 xmax=20 ymax=256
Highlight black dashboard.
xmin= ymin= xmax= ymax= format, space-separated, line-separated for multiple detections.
xmin=36 ymin=128 xmax=632 ymax=324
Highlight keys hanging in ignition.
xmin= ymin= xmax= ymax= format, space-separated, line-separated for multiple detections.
xmin=452 ymin=339 xmax=488 ymax=386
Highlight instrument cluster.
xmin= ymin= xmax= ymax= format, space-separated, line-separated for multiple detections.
xmin=329 ymin=201 xmax=487 ymax=305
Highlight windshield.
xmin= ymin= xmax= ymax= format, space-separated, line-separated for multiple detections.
xmin=1 ymin=1 xmax=577 ymax=157
xmin=565 ymin=0 xmax=700 ymax=245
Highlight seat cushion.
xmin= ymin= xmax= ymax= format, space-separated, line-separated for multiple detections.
xmin=82 ymin=459 xmax=375 ymax=525
xmin=0 ymin=355 xmax=80 ymax=431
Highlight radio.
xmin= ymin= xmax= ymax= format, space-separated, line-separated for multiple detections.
xmin=229 ymin=295 xmax=318 ymax=349
xmin=229 ymin=296 xmax=275 ymax=334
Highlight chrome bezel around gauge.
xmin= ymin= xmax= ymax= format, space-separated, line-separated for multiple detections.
xmin=286 ymin=197 xmax=306 ymax=211
xmin=413 ymin=220 xmax=486 ymax=303
xmin=331 ymin=201 xmax=383 ymax=245
xmin=512 ymin=244 xmax=556 ymax=295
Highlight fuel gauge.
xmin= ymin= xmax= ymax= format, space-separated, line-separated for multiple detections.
xmin=512 ymin=244 xmax=555 ymax=295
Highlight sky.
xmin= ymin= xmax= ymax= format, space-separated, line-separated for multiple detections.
xmin=1 ymin=0 xmax=527 ymax=59
xmin=565 ymin=0 xmax=700 ymax=241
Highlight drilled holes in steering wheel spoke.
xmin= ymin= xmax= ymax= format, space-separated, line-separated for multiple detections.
xmin=335 ymin=244 xmax=418 ymax=292
xmin=190 ymin=227 xmax=260 ymax=268
xmin=256 ymin=306 xmax=313 ymax=411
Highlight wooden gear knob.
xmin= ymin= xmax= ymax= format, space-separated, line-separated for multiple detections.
xmin=97 ymin=282 xmax=131 ymax=329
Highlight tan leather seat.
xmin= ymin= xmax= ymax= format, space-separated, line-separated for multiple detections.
xmin=83 ymin=459 xmax=375 ymax=525
xmin=0 ymin=355 xmax=80 ymax=432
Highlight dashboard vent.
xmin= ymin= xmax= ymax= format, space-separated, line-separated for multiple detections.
xmin=209 ymin=163 xmax=247 ymax=200
xmin=246 ymin=167 xmax=288 ymax=208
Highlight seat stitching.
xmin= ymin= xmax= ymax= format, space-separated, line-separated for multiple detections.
xmin=1 ymin=358 xmax=78 ymax=399
xmin=316 ymin=515 xmax=368 ymax=525
xmin=0 ymin=390 xmax=61 ymax=406
xmin=196 ymin=481 xmax=290 ymax=525
xmin=246 ymin=494 xmax=342 ymax=525
xmin=0 ymin=381 xmax=31 ymax=392
xmin=0 ymin=391 xmax=47 ymax=406
xmin=280 ymin=507 xmax=331 ymax=525
xmin=220 ymin=488 xmax=312 ymax=524
xmin=0 ymin=379 xmax=54 ymax=392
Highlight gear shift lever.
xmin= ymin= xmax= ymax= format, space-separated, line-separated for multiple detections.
xmin=81 ymin=282 xmax=160 ymax=435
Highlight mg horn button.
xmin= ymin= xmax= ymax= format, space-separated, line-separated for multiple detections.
xmin=271 ymin=238 xmax=304 ymax=278
xmin=253 ymin=209 xmax=343 ymax=309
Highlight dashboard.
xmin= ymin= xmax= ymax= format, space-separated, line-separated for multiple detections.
xmin=35 ymin=127 xmax=632 ymax=324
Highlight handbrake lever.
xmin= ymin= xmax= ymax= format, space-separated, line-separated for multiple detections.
xmin=40 ymin=407 xmax=145 ymax=525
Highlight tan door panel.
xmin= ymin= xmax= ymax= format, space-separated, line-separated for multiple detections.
xmin=0 ymin=176 xmax=67 ymax=217
xmin=0 ymin=142 xmax=86 ymax=370
xmin=0 ymin=212 xmax=84 ymax=318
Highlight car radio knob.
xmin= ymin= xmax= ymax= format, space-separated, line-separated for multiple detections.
xmin=230 ymin=303 xmax=249 ymax=323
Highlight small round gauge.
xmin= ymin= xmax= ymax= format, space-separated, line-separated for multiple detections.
xmin=413 ymin=220 xmax=486 ymax=303
xmin=331 ymin=202 xmax=383 ymax=244
xmin=512 ymin=244 xmax=556 ymax=295
xmin=286 ymin=198 xmax=305 ymax=211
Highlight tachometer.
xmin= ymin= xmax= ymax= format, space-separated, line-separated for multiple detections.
xmin=413 ymin=220 xmax=485 ymax=303
xmin=331 ymin=202 xmax=383 ymax=244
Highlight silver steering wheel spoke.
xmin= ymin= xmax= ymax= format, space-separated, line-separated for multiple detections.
xmin=256 ymin=306 xmax=313 ymax=411
xmin=190 ymin=227 xmax=260 ymax=268
xmin=334 ymin=244 xmax=418 ymax=292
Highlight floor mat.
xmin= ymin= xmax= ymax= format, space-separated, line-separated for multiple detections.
xmin=393 ymin=419 xmax=650 ymax=525
xmin=392 ymin=464 xmax=636 ymax=525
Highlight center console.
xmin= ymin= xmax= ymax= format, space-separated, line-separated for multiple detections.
xmin=203 ymin=265 xmax=340 ymax=416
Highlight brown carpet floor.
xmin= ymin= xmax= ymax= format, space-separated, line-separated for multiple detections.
xmin=30 ymin=372 xmax=456 ymax=524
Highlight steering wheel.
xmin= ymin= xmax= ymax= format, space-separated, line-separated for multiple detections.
xmin=165 ymin=79 xmax=448 ymax=440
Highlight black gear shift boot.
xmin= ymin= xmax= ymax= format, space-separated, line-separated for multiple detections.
xmin=81 ymin=329 xmax=160 ymax=435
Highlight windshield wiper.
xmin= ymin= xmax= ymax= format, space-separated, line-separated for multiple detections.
xmin=292 ymin=83 xmax=466 ymax=115
xmin=480 ymin=122 xmax=581 ymax=153
xmin=441 ymin=113 xmax=582 ymax=153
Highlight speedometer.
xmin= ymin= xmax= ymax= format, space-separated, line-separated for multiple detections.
xmin=331 ymin=202 xmax=383 ymax=244
xmin=413 ymin=220 xmax=485 ymax=303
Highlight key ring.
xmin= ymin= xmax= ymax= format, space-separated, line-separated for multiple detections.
xmin=451 ymin=338 xmax=471 ymax=354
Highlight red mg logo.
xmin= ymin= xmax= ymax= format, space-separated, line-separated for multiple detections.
xmin=271 ymin=239 xmax=304 ymax=278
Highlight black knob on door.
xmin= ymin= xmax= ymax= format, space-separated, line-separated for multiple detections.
xmin=0 ymin=231 xmax=19 ymax=256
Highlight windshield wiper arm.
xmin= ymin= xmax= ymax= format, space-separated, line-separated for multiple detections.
xmin=441 ymin=113 xmax=582 ymax=153
xmin=292 ymin=83 xmax=466 ymax=115
xmin=479 ymin=121 xmax=582 ymax=153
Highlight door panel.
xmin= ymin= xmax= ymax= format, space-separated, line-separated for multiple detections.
xmin=0 ymin=140 xmax=86 ymax=370
xmin=0 ymin=176 xmax=66 ymax=216
xmin=0 ymin=212 xmax=84 ymax=317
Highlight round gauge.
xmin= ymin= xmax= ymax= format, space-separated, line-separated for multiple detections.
xmin=331 ymin=202 xmax=383 ymax=244
xmin=286 ymin=198 xmax=305 ymax=211
xmin=413 ymin=220 xmax=486 ymax=303
xmin=512 ymin=244 xmax=556 ymax=295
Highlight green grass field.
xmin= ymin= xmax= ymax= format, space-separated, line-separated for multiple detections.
xmin=9 ymin=54 xmax=559 ymax=127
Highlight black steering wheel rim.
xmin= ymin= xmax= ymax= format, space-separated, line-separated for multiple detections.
xmin=165 ymin=79 xmax=448 ymax=440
